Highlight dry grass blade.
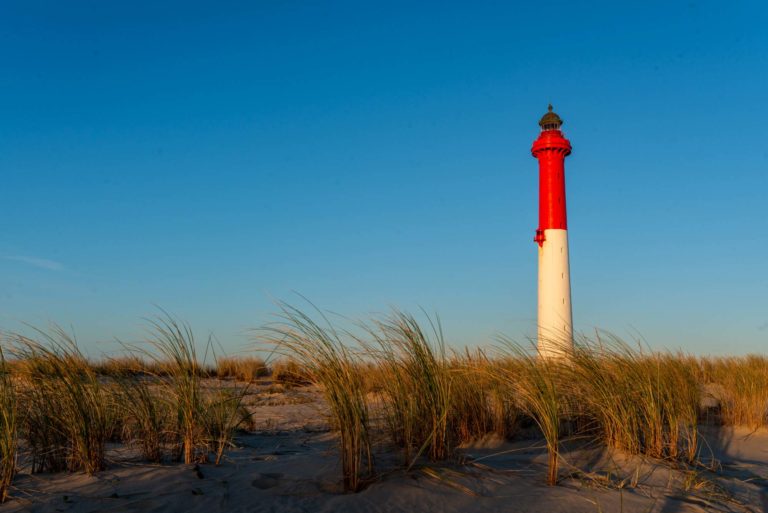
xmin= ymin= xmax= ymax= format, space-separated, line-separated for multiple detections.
xmin=701 ymin=355 xmax=768 ymax=429
xmin=115 ymin=374 xmax=169 ymax=463
xmin=570 ymin=334 xmax=701 ymax=464
xmin=202 ymin=385 xmax=251 ymax=465
xmin=260 ymin=301 xmax=372 ymax=492
xmin=134 ymin=314 xmax=208 ymax=464
xmin=0 ymin=347 xmax=17 ymax=503
xmin=215 ymin=356 xmax=269 ymax=382
xmin=495 ymin=337 xmax=565 ymax=486
xmin=364 ymin=310 xmax=454 ymax=466
xmin=10 ymin=326 xmax=116 ymax=474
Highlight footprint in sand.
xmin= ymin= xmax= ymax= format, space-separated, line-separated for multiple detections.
xmin=252 ymin=473 xmax=284 ymax=489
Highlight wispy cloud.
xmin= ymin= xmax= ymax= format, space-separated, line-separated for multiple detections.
xmin=759 ymin=321 xmax=768 ymax=332
xmin=2 ymin=255 xmax=64 ymax=271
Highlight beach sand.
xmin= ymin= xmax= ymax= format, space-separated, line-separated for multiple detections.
xmin=4 ymin=383 xmax=767 ymax=513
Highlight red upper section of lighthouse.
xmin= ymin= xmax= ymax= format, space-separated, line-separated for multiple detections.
xmin=531 ymin=105 xmax=571 ymax=245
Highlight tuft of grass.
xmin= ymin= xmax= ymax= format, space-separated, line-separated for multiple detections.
xmin=496 ymin=338 xmax=566 ymax=486
xmin=92 ymin=355 xmax=154 ymax=377
xmin=449 ymin=349 xmax=520 ymax=443
xmin=367 ymin=333 xmax=518 ymax=467
xmin=6 ymin=304 xmax=768 ymax=492
xmin=370 ymin=311 xmax=457 ymax=466
xmin=271 ymin=359 xmax=312 ymax=387
xmin=0 ymin=347 xmax=17 ymax=503
xmin=569 ymin=334 xmax=700 ymax=463
xmin=261 ymin=302 xmax=372 ymax=492
xmin=365 ymin=311 xmax=454 ymax=465
xmin=202 ymin=385 xmax=251 ymax=465
xmin=136 ymin=315 xmax=208 ymax=465
xmin=11 ymin=327 xmax=116 ymax=474
xmin=215 ymin=356 xmax=269 ymax=382
xmin=702 ymin=355 xmax=768 ymax=429
xmin=115 ymin=376 xmax=170 ymax=463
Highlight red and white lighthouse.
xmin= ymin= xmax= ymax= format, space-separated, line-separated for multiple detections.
xmin=531 ymin=105 xmax=573 ymax=358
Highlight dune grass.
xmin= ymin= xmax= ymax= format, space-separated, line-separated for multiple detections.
xmin=124 ymin=315 xmax=257 ymax=466
xmin=261 ymin=307 xmax=766 ymax=488
xmin=364 ymin=313 xmax=516 ymax=464
xmin=569 ymin=335 xmax=701 ymax=464
xmin=488 ymin=333 xmax=706 ymax=486
xmin=137 ymin=315 xmax=209 ymax=464
xmin=202 ymin=385 xmax=251 ymax=465
xmin=11 ymin=327 xmax=116 ymax=474
xmin=0 ymin=348 xmax=17 ymax=503
xmin=0 ymin=307 xmax=766 ymax=498
xmin=215 ymin=356 xmax=269 ymax=382
xmin=701 ymin=355 xmax=768 ymax=429
xmin=365 ymin=311 xmax=454 ymax=465
xmin=450 ymin=349 xmax=520 ymax=443
xmin=115 ymin=374 xmax=170 ymax=463
xmin=496 ymin=338 xmax=567 ymax=486
xmin=271 ymin=359 xmax=313 ymax=386
xmin=93 ymin=355 xmax=155 ymax=377
xmin=261 ymin=302 xmax=373 ymax=492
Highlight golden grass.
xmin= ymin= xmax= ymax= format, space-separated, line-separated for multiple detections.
xmin=569 ymin=335 xmax=701 ymax=463
xmin=449 ymin=350 xmax=519 ymax=444
xmin=92 ymin=355 xmax=156 ymax=377
xmin=270 ymin=359 xmax=312 ymax=386
xmin=202 ymin=386 xmax=251 ymax=465
xmin=0 ymin=348 xmax=17 ymax=503
xmin=136 ymin=315 xmax=211 ymax=464
xmin=261 ymin=302 xmax=373 ymax=491
xmin=699 ymin=355 xmax=768 ymax=428
xmin=0 ymin=309 xmax=765 ymax=498
xmin=215 ymin=356 xmax=269 ymax=382
xmin=10 ymin=327 xmax=117 ymax=474
xmin=115 ymin=375 xmax=170 ymax=463
xmin=365 ymin=311 xmax=453 ymax=464
xmin=495 ymin=338 xmax=566 ymax=485
xmin=260 ymin=307 xmax=768 ymax=488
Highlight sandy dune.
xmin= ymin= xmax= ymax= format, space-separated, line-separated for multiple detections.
xmin=3 ymin=384 xmax=768 ymax=513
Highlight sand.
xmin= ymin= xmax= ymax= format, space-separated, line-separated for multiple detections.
xmin=3 ymin=383 xmax=768 ymax=513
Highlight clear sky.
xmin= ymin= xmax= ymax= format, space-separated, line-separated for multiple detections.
xmin=1 ymin=1 xmax=767 ymax=355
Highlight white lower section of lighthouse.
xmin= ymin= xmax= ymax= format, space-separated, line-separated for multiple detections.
xmin=537 ymin=229 xmax=573 ymax=358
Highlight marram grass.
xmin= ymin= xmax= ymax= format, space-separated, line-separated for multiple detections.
xmin=11 ymin=327 xmax=116 ymax=474
xmin=0 ymin=347 xmax=17 ymax=503
xmin=364 ymin=311 xmax=454 ymax=465
xmin=0 ymin=309 xmax=765 ymax=499
xmin=568 ymin=334 xmax=701 ymax=463
xmin=261 ymin=302 xmax=373 ymax=492
xmin=115 ymin=373 xmax=170 ymax=463
xmin=495 ymin=338 xmax=567 ymax=486
xmin=135 ymin=315 xmax=209 ymax=464
xmin=701 ymin=355 xmax=768 ymax=429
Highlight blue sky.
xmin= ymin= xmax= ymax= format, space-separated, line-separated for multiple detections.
xmin=1 ymin=1 xmax=766 ymax=355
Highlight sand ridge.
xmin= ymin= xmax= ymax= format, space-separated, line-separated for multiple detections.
xmin=3 ymin=384 xmax=768 ymax=513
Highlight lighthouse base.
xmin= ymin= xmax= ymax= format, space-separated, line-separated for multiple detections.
xmin=537 ymin=228 xmax=573 ymax=359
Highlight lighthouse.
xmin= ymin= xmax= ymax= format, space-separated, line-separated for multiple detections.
xmin=531 ymin=105 xmax=573 ymax=358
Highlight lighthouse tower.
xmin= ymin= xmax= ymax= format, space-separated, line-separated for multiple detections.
xmin=531 ymin=105 xmax=573 ymax=358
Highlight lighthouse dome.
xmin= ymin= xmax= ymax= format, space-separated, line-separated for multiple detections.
xmin=538 ymin=104 xmax=563 ymax=131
